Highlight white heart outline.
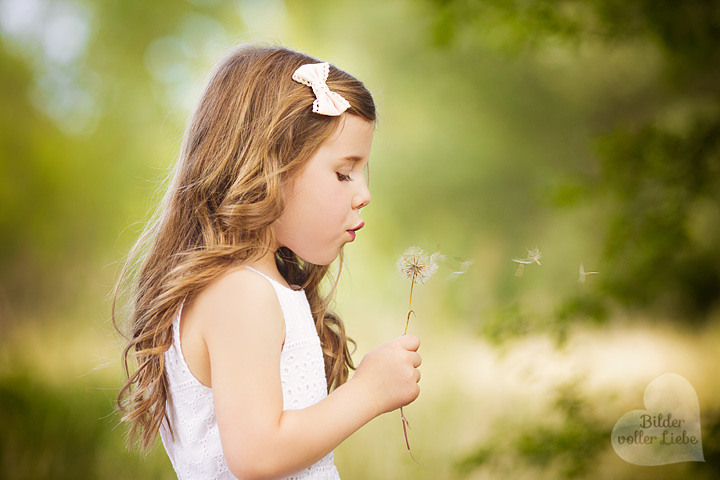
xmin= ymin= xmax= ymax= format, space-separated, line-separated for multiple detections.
xmin=611 ymin=373 xmax=704 ymax=465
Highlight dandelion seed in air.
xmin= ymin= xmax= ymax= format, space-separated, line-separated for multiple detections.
xmin=447 ymin=257 xmax=474 ymax=280
xmin=512 ymin=247 xmax=542 ymax=276
xmin=578 ymin=264 xmax=599 ymax=283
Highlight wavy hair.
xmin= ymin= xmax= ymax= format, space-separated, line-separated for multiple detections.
xmin=113 ymin=45 xmax=376 ymax=450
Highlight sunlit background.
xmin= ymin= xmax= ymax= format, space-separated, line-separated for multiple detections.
xmin=1 ymin=0 xmax=719 ymax=478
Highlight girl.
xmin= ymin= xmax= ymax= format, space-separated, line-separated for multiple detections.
xmin=114 ymin=44 xmax=422 ymax=480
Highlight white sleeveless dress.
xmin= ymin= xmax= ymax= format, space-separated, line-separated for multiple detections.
xmin=159 ymin=267 xmax=341 ymax=479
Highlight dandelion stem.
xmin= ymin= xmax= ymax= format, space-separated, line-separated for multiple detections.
xmin=400 ymin=271 xmax=426 ymax=466
xmin=401 ymin=407 xmax=426 ymax=466
xmin=396 ymin=247 xmax=439 ymax=467
xmin=403 ymin=273 xmax=416 ymax=335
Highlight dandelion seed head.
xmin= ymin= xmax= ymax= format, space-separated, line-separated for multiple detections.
xmin=397 ymin=246 xmax=440 ymax=283
xmin=513 ymin=247 xmax=542 ymax=266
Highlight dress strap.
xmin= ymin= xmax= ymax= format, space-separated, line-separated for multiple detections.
xmin=172 ymin=300 xmax=185 ymax=341
xmin=244 ymin=266 xmax=302 ymax=292
xmin=244 ymin=265 xmax=273 ymax=282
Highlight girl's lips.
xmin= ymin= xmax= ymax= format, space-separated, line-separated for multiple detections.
xmin=347 ymin=222 xmax=364 ymax=242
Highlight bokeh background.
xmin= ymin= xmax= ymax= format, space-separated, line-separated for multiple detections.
xmin=1 ymin=0 xmax=719 ymax=478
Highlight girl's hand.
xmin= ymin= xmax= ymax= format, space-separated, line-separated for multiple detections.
xmin=352 ymin=335 xmax=422 ymax=415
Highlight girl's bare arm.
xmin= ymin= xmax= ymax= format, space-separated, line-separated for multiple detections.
xmin=197 ymin=268 xmax=421 ymax=480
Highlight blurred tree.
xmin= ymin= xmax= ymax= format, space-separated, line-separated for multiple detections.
xmin=458 ymin=380 xmax=720 ymax=479
xmin=0 ymin=372 xmax=172 ymax=479
xmin=424 ymin=0 xmax=720 ymax=322
xmin=0 ymin=0 xmax=237 ymax=324
xmin=458 ymin=382 xmax=609 ymax=479
xmin=0 ymin=43 xmax=91 ymax=316
xmin=1 ymin=1 xmax=718 ymax=478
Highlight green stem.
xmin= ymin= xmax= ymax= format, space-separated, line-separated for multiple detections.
xmin=403 ymin=274 xmax=416 ymax=335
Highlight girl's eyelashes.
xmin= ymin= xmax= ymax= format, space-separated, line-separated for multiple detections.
xmin=336 ymin=172 xmax=351 ymax=182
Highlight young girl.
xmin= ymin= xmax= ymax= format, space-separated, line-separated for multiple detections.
xmin=115 ymin=44 xmax=422 ymax=480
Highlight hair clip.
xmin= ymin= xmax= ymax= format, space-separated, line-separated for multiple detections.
xmin=292 ymin=62 xmax=351 ymax=116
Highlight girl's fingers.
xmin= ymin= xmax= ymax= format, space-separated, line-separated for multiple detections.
xmin=411 ymin=352 xmax=422 ymax=368
xmin=399 ymin=334 xmax=420 ymax=351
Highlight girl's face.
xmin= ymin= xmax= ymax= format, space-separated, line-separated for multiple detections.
xmin=273 ymin=114 xmax=374 ymax=265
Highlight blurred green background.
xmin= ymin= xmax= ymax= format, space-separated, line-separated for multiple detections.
xmin=1 ymin=0 xmax=719 ymax=478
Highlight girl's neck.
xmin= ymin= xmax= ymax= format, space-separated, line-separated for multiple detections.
xmin=246 ymin=249 xmax=293 ymax=289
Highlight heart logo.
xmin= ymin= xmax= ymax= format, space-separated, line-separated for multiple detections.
xmin=612 ymin=373 xmax=704 ymax=465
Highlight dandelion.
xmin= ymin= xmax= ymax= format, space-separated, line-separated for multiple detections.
xmin=397 ymin=246 xmax=442 ymax=285
xmin=578 ymin=264 xmax=599 ymax=283
xmin=512 ymin=247 xmax=542 ymax=276
xmin=396 ymin=246 xmax=440 ymax=466
xmin=397 ymin=247 xmax=441 ymax=334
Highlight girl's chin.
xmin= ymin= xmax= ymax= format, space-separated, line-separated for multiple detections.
xmin=289 ymin=250 xmax=341 ymax=267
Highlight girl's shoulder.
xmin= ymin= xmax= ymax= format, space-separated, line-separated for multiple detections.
xmin=194 ymin=265 xmax=280 ymax=318
xmin=185 ymin=265 xmax=285 ymax=346
xmin=211 ymin=264 xmax=274 ymax=291
xmin=181 ymin=265 xmax=286 ymax=389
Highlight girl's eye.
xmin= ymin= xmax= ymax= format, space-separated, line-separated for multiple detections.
xmin=336 ymin=172 xmax=351 ymax=182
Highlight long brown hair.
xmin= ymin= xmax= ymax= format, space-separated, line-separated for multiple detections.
xmin=113 ymin=44 xmax=376 ymax=450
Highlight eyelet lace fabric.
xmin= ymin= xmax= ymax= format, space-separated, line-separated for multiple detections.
xmin=159 ymin=267 xmax=341 ymax=479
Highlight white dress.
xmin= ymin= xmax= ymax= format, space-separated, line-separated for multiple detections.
xmin=159 ymin=267 xmax=341 ymax=479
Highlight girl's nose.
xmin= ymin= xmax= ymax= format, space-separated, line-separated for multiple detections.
xmin=353 ymin=180 xmax=371 ymax=210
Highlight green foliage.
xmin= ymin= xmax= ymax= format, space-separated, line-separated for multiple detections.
xmin=2 ymin=0 xmax=720 ymax=477
xmin=0 ymin=375 xmax=104 ymax=478
xmin=553 ymin=292 xmax=608 ymax=345
xmin=0 ymin=0 xmax=236 ymax=318
xmin=0 ymin=45 xmax=82 ymax=308
xmin=479 ymin=300 xmax=535 ymax=344
xmin=692 ymin=410 xmax=720 ymax=478
xmin=428 ymin=0 xmax=587 ymax=48
xmin=597 ymin=120 xmax=720 ymax=319
xmin=0 ymin=373 xmax=171 ymax=479
xmin=479 ymin=288 xmax=609 ymax=347
xmin=427 ymin=0 xmax=720 ymax=65
xmin=458 ymin=381 xmax=720 ymax=480
xmin=514 ymin=386 xmax=608 ymax=478
xmin=424 ymin=0 xmax=720 ymax=323
xmin=458 ymin=382 xmax=610 ymax=478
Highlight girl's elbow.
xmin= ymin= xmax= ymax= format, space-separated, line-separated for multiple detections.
xmin=228 ymin=464 xmax=271 ymax=480
xmin=226 ymin=452 xmax=280 ymax=480
xmin=229 ymin=469 xmax=269 ymax=480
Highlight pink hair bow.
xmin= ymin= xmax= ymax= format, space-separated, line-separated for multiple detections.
xmin=292 ymin=62 xmax=351 ymax=116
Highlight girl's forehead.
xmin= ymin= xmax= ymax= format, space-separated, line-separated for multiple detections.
xmin=320 ymin=115 xmax=374 ymax=158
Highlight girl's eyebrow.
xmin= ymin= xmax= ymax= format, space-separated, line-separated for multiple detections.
xmin=341 ymin=155 xmax=366 ymax=163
